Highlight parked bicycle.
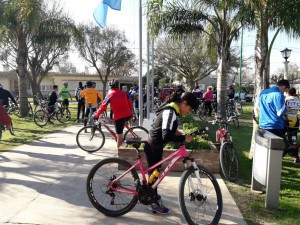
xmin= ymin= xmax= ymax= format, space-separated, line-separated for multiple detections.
xmin=33 ymin=100 xmax=71 ymax=127
xmin=76 ymin=114 xmax=148 ymax=153
xmin=226 ymin=99 xmax=239 ymax=128
xmin=212 ymin=117 xmax=239 ymax=182
xmin=0 ymin=116 xmax=14 ymax=141
xmin=197 ymin=99 xmax=211 ymax=121
xmin=86 ymin=127 xmax=222 ymax=224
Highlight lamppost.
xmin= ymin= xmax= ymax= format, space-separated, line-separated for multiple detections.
xmin=280 ymin=48 xmax=292 ymax=80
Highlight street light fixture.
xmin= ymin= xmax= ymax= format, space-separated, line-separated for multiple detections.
xmin=280 ymin=48 xmax=292 ymax=80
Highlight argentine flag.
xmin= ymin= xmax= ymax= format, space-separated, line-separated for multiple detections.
xmin=94 ymin=0 xmax=122 ymax=28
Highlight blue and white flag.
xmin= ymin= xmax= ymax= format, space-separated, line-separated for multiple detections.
xmin=94 ymin=0 xmax=122 ymax=28
xmin=93 ymin=3 xmax=108 ymax=28
xmin=103 ymin=0 xmax=121 ymax=10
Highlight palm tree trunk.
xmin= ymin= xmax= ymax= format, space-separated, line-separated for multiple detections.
xmin=216 ymin=53 xmax=228 ymax=118
xmin=249 ymin=17 xmax=269 ymax=159
xmin=16 ymin=33 xmax=29 ymax=117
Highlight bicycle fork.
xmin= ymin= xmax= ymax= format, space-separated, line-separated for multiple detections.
xmin=183 ymin=159 xmax=207 ymax=201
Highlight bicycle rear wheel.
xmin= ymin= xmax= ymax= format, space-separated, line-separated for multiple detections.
xmin=87 ymin=157 xmax=139 ymax=217
xmin=179 ymin=166 xmax=223 ymax=225
xmin=56 ymin=108 xmax=71 ymax=123
xmin=34 ymin=110 xmax=49 ymax=127
xmin=123 ymin=126 xmax=149 ymax=141
xmin=198 ymin=107 xmax=208 ymax=121
xmin=232 ymin=117 xmax=239 ymax=128
xmin=220 ymin=142 xmax=239 ymax=182
xmin=8 ymin=119 xmax=14 ymax=135
xmin=76 ymin=125 xmax=105 ymax=152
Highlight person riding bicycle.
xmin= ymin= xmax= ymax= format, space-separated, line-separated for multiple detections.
xmin=59 ymin=81 xmax=72 ymax=110
xmin=0 ymin=84 xmax=17 ymax=108
xmin=80 ymin=81 xmax=103 ymax=127
xmin=0 ymin=100 xmax=12 ymax=132
xmin=285 ymin=87 xmax=300 ymax=163
xmin=202 ymin=86 xmax=213 ymax=116
xmin=143 ymin=88 xmax=199 ymax=214
xmin=93 ymin=79 xmax=133 ymax=148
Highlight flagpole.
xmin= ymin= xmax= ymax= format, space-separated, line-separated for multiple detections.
xmin=138 ymin=0 xmax=143 ymax=126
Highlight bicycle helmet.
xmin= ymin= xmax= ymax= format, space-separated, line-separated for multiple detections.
xmin=63 ymin=81 xmax=68 ymax=85
xmin=109 ymin=79 xmax=119 ymax=88
xmin=86 ymin=80 xmax=93 ymax=87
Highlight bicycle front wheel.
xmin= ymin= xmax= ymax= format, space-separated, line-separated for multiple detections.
xmin=123 ymin=126 xmax=149 ymax=141
xmin=179 ymin=166 xmax=223 ymax=225
xmin=76 ymin=125 xmax=105 ymax=152
xmin=220 ymin=142 xmax=239 ymax=182
xmin=87 ymin=157 xmax=139 ymax=217
xmin=56 ymin=108 xmax=71 ymax=123
xmin=179 ymin=167 xmax=223 ymax=225
xmin=34 ymin=110 xmax=49 ymax=127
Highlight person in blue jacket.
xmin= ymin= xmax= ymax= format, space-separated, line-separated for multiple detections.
xmin=258 ymin=79 xmax=290 ymax=138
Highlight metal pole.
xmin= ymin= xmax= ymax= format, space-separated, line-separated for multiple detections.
xmin=146 ymin=32 xmax=150 ymax=119
xmin=138 ymin=0 xmax=143 ymax=125
xmin=151 ymin=39 xmax=155 ymax=112
xmin=238 ymin=28 xmax=243 ymax=101
xmin=284 ymin=60 xmax=289 ymax=80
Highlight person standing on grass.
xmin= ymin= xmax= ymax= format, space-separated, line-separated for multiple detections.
xmin=285 ymin=87 xmax=300 ymax=163
xmin=93 ymin=80 xmax=133 ymax=148
xmin=258 ymin=79 xmax=290 ymax=138
xmin=75 ymin=82 xmax=85 ymax=123
xmin=202 ymin=86 xmax=213 ymax=116
xmin=59 ymin=81 xmax=72 ymax=110
xmin=48 ymin=85 xmax=59 ymax=124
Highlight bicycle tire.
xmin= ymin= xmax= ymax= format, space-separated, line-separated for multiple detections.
xmin=123 ymin=126 xmax=149 ymax=141
xmin=235 ymin=101 xmax=243 ymax=115
xmin=87 ymin=157 xmax=139 ymax=217
xmin=220 ymin=142 xmax=239 ymax=182
xmin=198 ymin=107 xmax=208 ymax=121
xmin=178 ymin=166 xmax=223 ymax=225
xmin=8 ymin=119 xmax=14 ymax=135
xmin=33 ymin=110 xmax=49 ymax=127
xmin=232 ymin=117 xmax=239 ymax=128
xmin=76 ymin=125 xmax=105 ymax=152
xmin=56 ymin=108 xmax=71 ymax=123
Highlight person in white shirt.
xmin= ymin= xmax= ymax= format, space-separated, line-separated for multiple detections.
xmin=285 ymin=88 xmax=300 ymax=163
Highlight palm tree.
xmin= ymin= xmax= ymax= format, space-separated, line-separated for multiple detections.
xmin=147 ymin=0 xmax=251 ymax=118
xmin=0 ymin=0 xmax=43 ymax=116
xmin=244 ymin=0 xmax=300 ymax=158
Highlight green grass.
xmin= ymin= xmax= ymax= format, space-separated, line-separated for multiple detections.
xmin=0 ymin=104 xmax=78 ymax=153
xmin=196 ymin=102 xmax=300 ymax=225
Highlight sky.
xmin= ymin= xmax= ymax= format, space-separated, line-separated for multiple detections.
xmin=61 ymin=0 xmax=300 ymax=75
xmin=2 ymin=0 xmax=300 ymax=76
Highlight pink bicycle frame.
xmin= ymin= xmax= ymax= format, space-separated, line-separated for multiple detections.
xmin=109 ymin=145 xmax=190 ymax=195
xmin=98 ymin=118 xmax=131 ymax=141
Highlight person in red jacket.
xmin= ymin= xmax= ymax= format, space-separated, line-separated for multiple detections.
xmin=203 ymin=86 xmax=213 ymax=116
xmin=94 ymin=80 xmax=133 ymax=147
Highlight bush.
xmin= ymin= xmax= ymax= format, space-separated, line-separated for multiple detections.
xmin=165 ymin=115 xmax=211 ymax=150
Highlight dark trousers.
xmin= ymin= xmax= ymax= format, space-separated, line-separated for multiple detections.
xmin=204 ymin=101 xmax=213 ymax=116
xmin=77 ymin=100 xmax=85 ymax=121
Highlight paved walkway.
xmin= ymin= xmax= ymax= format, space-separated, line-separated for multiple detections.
xmin=0 ymin=125 xmax=247 ymax=225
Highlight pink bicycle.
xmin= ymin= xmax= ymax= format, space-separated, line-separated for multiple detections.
xmin=86 ymin=128 xmax=223 ymax=225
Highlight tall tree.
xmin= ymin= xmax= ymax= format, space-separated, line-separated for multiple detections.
xmin=244 ymin=0 xmax=300 ymax=158
xmin=147 ymin=0 xmax=251 ymax=118
xmin=0 ymin=0 xmax=42 ymax=116
xmin=154 ymin=34 xmax=218 ymax=90
xmin=73 ymin=25 xmax=136 ymax=96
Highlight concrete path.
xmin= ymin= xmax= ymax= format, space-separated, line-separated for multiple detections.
xmin=0 ymin=125 xmax=247 ymax=225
